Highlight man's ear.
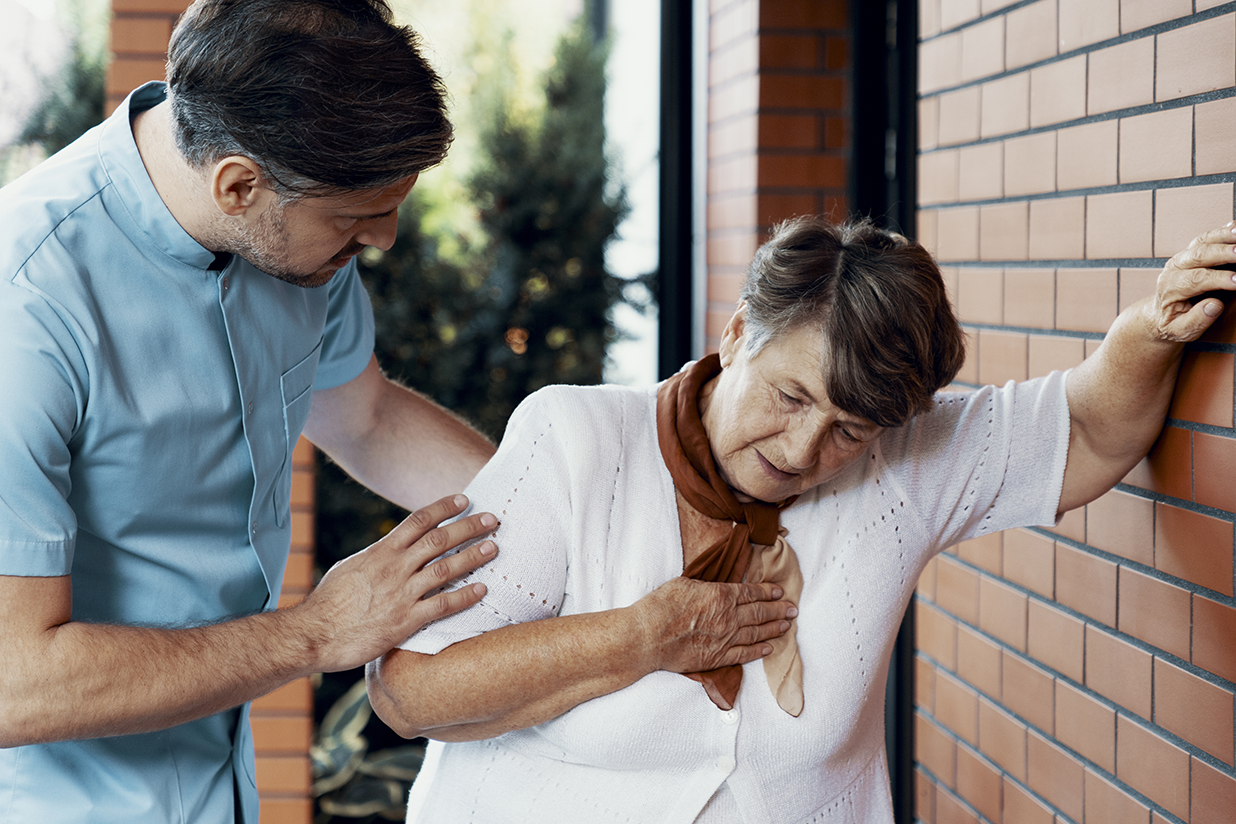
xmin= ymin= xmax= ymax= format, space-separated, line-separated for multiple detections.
xmin=718 ymin=301 xmax=748 ymax=368
xmin=209 ymin=156 xmax=271 ymax=217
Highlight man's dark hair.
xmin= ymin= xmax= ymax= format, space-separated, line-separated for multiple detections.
xmin=166 ymin=0 xmax=453 ymax=199
xmin=741 ymin=216 xmax=967 ymax=428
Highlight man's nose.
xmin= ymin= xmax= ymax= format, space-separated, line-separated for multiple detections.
xmin=356 ymin=211 xmax=399 ymax=251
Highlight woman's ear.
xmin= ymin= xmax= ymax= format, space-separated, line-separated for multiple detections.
xmin=209 ymin=156 xmax=271 ymax=217
xmin=718 ymin=301 xmax=748 ymax=368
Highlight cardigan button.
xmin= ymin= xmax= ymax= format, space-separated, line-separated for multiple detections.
xmin=721 ymin=709 xmax=739 ymax=725
xmin=715 ymin=756 xmax=735 ymax=772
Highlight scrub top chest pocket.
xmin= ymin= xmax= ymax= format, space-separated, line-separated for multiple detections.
xmin=274 ymin=338 xmax=322 ymax=527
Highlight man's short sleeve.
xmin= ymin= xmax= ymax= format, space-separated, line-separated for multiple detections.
xmin=0 ymin=282 xmax=84 ymax=575
xmin=313 ymin=263 xmax=376 ymax=391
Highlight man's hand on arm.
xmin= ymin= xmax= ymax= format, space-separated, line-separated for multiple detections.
xmin=366 ymin=578 xmax=793 ymax=742
xmin=302 ymin=355 xmax=495 ymax=511
xmin=1059 ymin=221 xmax=1236 ymax=514
xmin=0 ymin=495 xmax=496 ymax=748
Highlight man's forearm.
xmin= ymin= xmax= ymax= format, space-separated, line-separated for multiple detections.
xmin=1 ymin=604 xmax=318 ymax=747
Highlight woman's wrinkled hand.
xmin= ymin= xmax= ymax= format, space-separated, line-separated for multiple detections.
xmin=1146 ymin=222 xmax=1236 ymax=343
xmin=631 ymin=577 xmax=795 ymax=674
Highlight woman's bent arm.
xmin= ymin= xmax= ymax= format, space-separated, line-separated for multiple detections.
xmin=366 ymin=577 xmax=793 ymax=741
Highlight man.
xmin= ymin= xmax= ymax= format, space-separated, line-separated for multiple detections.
xmin=0 ymin=1 xmax=792 ymax=822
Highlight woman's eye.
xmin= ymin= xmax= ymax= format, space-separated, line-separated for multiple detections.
xmin=779 ymin=391 xmax=800 ymax=406
xmin=837 ymin=427 xmax=860 ymax=444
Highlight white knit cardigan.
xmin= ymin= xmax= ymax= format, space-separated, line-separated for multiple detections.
xmin=400 ymin=371 xmax=1071 ymax=823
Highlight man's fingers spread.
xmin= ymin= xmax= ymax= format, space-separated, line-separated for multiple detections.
xmin=404 ymin=511 xmax=498 ymax=566
xmin=396 ymin=494 xmax=470 ymax=540
xmin=416 ymin=581 xmax=486 ymax=624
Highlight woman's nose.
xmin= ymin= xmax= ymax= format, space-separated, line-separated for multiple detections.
xmin=782 ymin=423 xmax=824 ymax=470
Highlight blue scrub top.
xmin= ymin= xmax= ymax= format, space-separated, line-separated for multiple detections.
xmin=0 ymin=83 xmax=376 ymax=823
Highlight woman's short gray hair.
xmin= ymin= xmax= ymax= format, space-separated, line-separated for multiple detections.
xmin=741 ymin=216 xmax=966 ymax=428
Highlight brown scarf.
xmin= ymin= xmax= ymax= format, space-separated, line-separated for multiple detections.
xmin=656 ymin=354 xmax=805 ymax=716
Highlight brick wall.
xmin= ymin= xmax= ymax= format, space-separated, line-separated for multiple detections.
xmin=915 ymin=1 xmax=1236 ymax=822
xmin=109 ymin=5 xmax=317 ymax=821
xmin=704 ymin=0 xmax=851 ymax=350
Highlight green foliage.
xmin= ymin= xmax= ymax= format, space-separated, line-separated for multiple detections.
xmin=312 ymin=18 xmax=632 ymax=824
xmin=18 ymin=3 xmax=106 ymax=157
xmin=315 ymin=17 xmax=629 ymax=569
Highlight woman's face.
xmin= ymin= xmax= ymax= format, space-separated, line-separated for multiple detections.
xmin=701 ymin=307 xmax=883 ymax=502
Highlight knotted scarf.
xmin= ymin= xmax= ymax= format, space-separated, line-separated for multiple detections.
xmin=656 ymin=354 xmax=805 ymax=717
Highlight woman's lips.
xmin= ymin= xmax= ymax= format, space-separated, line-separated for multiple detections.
xmin=755 ymin=450 xmax=797 ymax=481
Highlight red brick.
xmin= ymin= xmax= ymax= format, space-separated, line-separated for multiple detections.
xmin=757 ymin=154 xmax=845 ymax=189
xmin=1193 ymin=756 xmax=1236 ymax=824
xmin=1084 ymin=768 xmax=1150 ymax=824
xmin=917 ymin=768 xmax=937 ymax=824
xmin=1027 ymin=196 xmax=1085 ymax=260
xmin=1196 ymin=432 xmax=1236 ymax=513
xmin=251 ymin=716 xmax=312 ymax=754
xmin=1120 ymin=106 xmax=1193 ymax=184
xmin=1030 ymin=57 xmax=1086 ymax=127
xmin=254 ymin=755 xmax=311 ymax=795
xmin=1027 ymin=730 xmax=1085 ymax=822
xmin=252 ymin=678 xmax=314 ymax=712
xmin=1056 ymin=119 xmax=1118 ymax=191
xmin=938 ymin=86 xmax=982 ymax=146
xmin=113 ymin=0 xmax=189 ymax=11
xmin=918 ymin=655 xmax=939 ymax=712
xmin=956 ymin=532 xmax=1002 ymax=576
xmin=1117 ymin=715 xmax=1190 ymax=818
xmin=980 ymin=202 xmax=1029 ymax=261
xmin=1086 ymin=190 xmax=1154 ymax=259
xmin=936 ymin=671 xmax=981 ymax=745
xmin=1006 ymin=0 xmax=1057 ymax=69
xmin=937 ymin=206 xmax=980 ymax=262
xmin=1155 ymin=657 xmax=1235 ymax=765
xmin=978 ymin=696 xmax=1028 ymax=780
xmin=956 ymin=624 xmax=1002 ymax=699
xmin=919 ymin=600 xmax=959 ymax=670
xmin=918 ymin=711 xmax=959 ymax=786
xmin=1155 ymin=502 xmax=1235 ymax=596
xmin=1055 ymin=543 xmax=1117 ymax=627
xmin=958 ymin=143 xmax=1003 ymax=202
xmin=1123 ymin=426 xmax=1192 ymax=501
xmin=1117 ymin=267 xmax=1160 ymax=313
xmin=955 ymin=743 xmax=1002 ymax=822
xmin=107 ymin=57 xmax=169 ymax=96
xmin=1055 ymin=679 xmax=1116 ymax=772
xmin=1117 ymin=566 xmax=1192 ymax=660
xmin=1122 ymin=0 xmax=1192 ymax=33
xmin=822 ymin=36 xmax=849 ymax=72
xmin=1001 ymin=650 xmax=1054 ymax=734
xmin=756 ymin=114 xmax=819 ymax=151
xmin=1004 ymin=269 xmax=1055 ymax=330
xmin=935 ymin=555 xmax=982 ymax=625
xmin=1197 ymin=96 xmax=1236 ymax=176
xmin=758 ymin=1 xmax=847 ymax=29
xmin=1027 ymin=600 xmax=1085 ymax=682
xmin=291 ymin=436 xmax=314 ymax=467
xmin=1003 ymin=132 xmax=1056 ymax=198
xmin=960 ymin=16 xmax=1005 ymax=83
xmin=1085 ymin=625 xmax=1153 ymax=718
xmin=978 ymin=575 xmax=1027 ymax=651
xmin=759 ymin=74 xmax=844 ymax=111
xmin=1086 ymin=489 xmax=1153 ymax=566
xmin=1002 ymin=777 xmax=1053 ymax=824
xmin=940 ymin=0 xmax=982 ymax=31
xmin=1156 ymin=13 xmax=1236 ymax=102
xmin=1169 ymin=351 xmax=1235 ymax=428
xmin=1055 ymin=268 xmax=1118 ymax=333
xmin=1088 ymin=36 xmax=1156 ymax=114
xmin=1058 ymin=0 xmax=1119 ymax=51
xmin=1195 ymin=594 xmax=1236 ymax=684
xmin=110 ymin=17 xmax=174 ymax=53
xmin=935 ymin=788 xmax=980 ymax=824
xmin=758 ymin=34 xmax=820 ymax=70
xmin=1154 ymin=182 xmax=1235 ymax=258
xmin=1002 ymin=529 xmax=1054 ymax=598
xmin=259 ymin=797 xmax=312 ymax=824
xmin=757 ymin=193 xmax=820 ymax=226
xmin=1028 ymin=334 xmax=1084 ymax=378
xmin=920 ymin=32 xmax=963 ymax=94
xmin=980 ymin=73 xmax=1030 ymax=138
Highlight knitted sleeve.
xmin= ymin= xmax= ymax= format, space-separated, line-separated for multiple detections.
xmin=879 ymin=370 xmax=1071 ymax=550
xmin=398 ymin=387 xmax=578 ymax=654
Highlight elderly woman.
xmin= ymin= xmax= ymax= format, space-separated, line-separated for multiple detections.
xmin=367 ymin=216 xmax=1236 ymax=823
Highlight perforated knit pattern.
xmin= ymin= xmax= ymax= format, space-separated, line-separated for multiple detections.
xmin=400 ymin=372 xmax=1071 ymax=823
